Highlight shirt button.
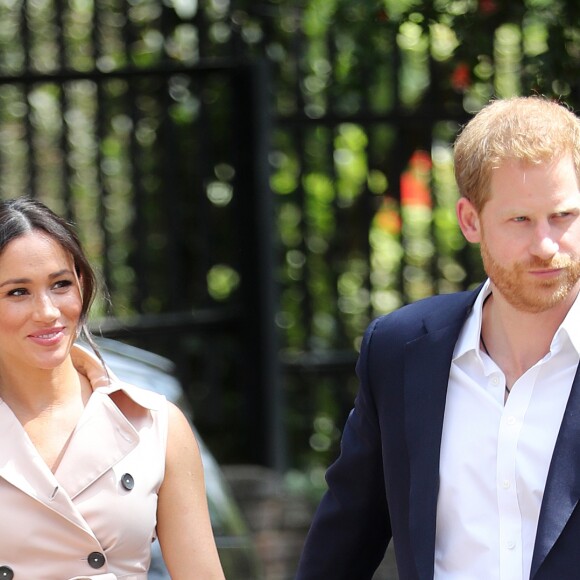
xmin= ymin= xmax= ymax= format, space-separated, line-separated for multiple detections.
xmin=507 ymin=416 xmax=517 ymax=426
xmin=0 ymin=566 xmax=14 ymax=579
xmin=121 ymin=473 xmax=135 ymax=491
xmin=491 ymin=376 xmax=499 ymax=386
xmin=505 ymin=540 xmax=516 ymax=550
xmin=88 ymin=551 xmax=106 ymax=569
xmin=501 ymin=479 xmax=511 ymax=489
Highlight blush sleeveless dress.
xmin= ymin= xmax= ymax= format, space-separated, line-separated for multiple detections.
xmin=0 ymin=345 xmax=168 ymax=579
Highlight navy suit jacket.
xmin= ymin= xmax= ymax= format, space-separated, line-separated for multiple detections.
xmin=296 ymin=288 xmax=580 ymax=579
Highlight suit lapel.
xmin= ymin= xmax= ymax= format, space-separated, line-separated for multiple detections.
xmin=530 ymin=365 xmax=580 ymax=578
xmin=404 ymin=294 xmax=477 ymax=580
xmin=405 ymin=328 xmax=459 ymax=580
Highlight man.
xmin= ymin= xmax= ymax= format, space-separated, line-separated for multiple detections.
xmin=295 ymin=96 xmax=580 ymax=579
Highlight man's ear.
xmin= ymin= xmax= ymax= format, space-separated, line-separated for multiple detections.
xmin=456 ymin=197 xmax=482 ymax=243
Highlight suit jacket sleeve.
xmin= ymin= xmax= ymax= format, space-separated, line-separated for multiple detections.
xmin=296 ymin=317 xmax=392 ymax=579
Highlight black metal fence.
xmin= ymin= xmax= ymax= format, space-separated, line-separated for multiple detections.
xmin=2 ymin=0 xmax=573 ymax=473
xmin=0 ymin=48 xmax=282 ymax=466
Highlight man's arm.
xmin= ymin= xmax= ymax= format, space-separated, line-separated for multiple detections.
xmin=296 ymin=318 xmax=392 ymax=579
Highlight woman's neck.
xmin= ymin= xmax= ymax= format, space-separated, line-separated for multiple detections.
xmin=0 ymin=356 xmax=87 ymax=418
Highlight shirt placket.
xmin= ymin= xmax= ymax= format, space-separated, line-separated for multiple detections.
xmin=496 ymin=367 xmax=538 ymax=580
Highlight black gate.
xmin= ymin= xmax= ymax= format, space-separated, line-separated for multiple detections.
xmin=0 ymin=36 xmax=282 ymax=467
xmin=1 ymin=0 xmax=575 ymax=474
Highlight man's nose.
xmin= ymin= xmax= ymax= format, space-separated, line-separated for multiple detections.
xmin=530 ymin=229 xmax=559 ymax=259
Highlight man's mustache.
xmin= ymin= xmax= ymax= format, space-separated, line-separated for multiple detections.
xmin=525 ymin=256 xmax=576 ymax=269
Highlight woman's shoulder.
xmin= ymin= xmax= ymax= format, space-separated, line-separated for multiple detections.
xmin=72 ymin=343 xmax=168 ymax=412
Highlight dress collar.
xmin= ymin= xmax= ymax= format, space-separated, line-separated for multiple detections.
xmin=71 ymin=343 xmax=163 ymax=411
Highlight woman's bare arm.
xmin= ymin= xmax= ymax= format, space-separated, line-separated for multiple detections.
xmin=156 ymin=402 xmax=225 ymax=579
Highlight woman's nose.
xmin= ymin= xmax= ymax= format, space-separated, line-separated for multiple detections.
xmin=33 ymin=294 xmax=59 ymax=321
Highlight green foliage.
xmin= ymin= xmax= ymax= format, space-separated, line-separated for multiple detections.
xmin=1 ymin=0 xmax=580 ymax=472
xmin=252 ymin=0 xmax=580 ymax=476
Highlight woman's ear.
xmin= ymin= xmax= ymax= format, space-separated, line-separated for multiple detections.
xmin=456 ymin=197 xmax=482 ymax=243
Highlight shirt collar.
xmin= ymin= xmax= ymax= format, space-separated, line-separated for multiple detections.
xmin=553 ymin=288 xmax=580 ymax=356
xmin=453 ymin=280 xmax=580 ymax=361
xmin=453 ymin=279 xmax=491 ymax=362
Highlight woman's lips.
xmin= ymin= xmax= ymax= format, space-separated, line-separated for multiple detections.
xmin=28 ymin=327 xmax=65 ymax=345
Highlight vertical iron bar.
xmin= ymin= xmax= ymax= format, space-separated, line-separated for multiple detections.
xmin=91 ymin=0 xmax=113 ymax=297
xmin=54 ymin=0 xmax=73 ymax=218
xmin=20 ymin=0 xmax=36 ymax=198
xmin=232 ymin=59 xmax=283 ymax=469
xmin=127 ymin=76 xmax=149 ymax=312
xmin=325 ymin=27 xmax=347 ymax=349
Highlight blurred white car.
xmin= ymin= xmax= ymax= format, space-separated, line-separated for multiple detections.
xmin=96 ymin=337 xmax=263 ymax=580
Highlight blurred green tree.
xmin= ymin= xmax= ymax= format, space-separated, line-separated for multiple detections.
xmin=0 ymin=0 xmax=580 ymax=474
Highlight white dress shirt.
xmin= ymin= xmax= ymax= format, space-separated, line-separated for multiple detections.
xmin=434 ymin=280 xmax=580 ymax=579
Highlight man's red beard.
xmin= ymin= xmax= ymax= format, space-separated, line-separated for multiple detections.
xmin=480 ymin=237 xmax=580 ymax=313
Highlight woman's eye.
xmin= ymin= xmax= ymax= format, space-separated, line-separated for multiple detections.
xmin=7 ymin=288 xmax=27 ymax=297
xmin=53 ymin=279 xmax=73 ymax=290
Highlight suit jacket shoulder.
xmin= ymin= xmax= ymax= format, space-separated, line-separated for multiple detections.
xmin=371 ymin=288 xmax=479 ymax=339
xmin=358 ymin=288 xmax=480 ymax=384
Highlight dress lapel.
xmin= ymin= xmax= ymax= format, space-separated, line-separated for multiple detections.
xmin=0 ymin=346 xmax=154 ymax=540
xmin=0 ymin=375 xmax=142 ymax=537
xmin=54 ymin=390 xmax=140 ymax=499
xmin=0 ymin=399 xmax=96 ymax=535
xmin=530 ymin=365 xmax=580 ymax=578
xmin=0 ymin=399 xmax=59 ymax=497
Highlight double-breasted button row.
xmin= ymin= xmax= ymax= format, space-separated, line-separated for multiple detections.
xmin=0 ymin=477 xmax=130 ymax=577
xmin=0 ymin=553 xmax=106 ymax=577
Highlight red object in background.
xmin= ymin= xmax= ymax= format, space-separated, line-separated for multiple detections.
xmin=479 ymin=0 xmax=499 ymax=15
xmin=375 ymin=197 xmax=402 ymax=235
xmin=400 ymin=151 xmax=432 ymax=208
xmin=375 ymin=151 xmax=432 ymax=235
xmin=376 ymin=8 xmax=389 ymax=22
xmin=451 ymin=62 xmax=471 ymax=91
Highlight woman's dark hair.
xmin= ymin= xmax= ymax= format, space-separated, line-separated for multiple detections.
xmin=0 ymin=197 xmax=101 ymax=353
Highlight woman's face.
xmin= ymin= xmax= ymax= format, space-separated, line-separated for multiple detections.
xmin=0 ymin=231 xmax=82 ymax=372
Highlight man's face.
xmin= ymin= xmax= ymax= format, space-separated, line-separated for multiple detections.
xmin=460 ymin=155 xmax=580 ymax=313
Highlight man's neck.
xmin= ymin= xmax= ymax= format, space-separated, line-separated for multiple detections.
xmin=481 ymin=287 xmax=579 ymax=387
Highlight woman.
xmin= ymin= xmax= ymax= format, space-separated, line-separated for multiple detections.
xmin=0 ymin=197 xmax=225 ymax=579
